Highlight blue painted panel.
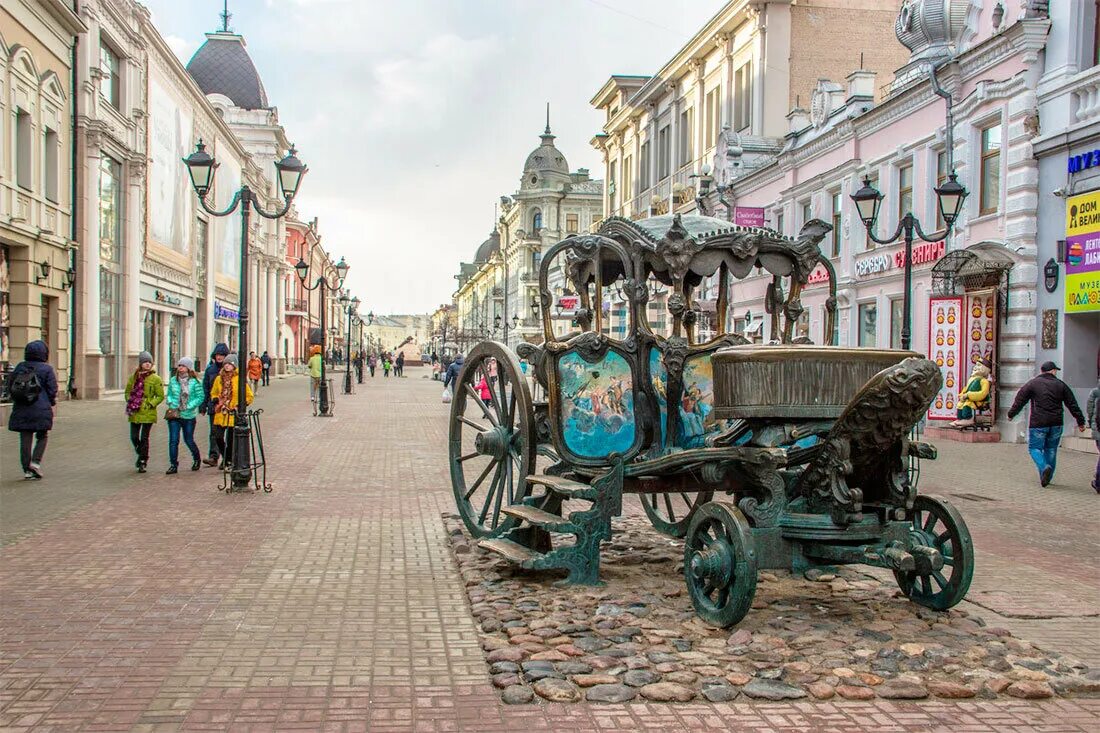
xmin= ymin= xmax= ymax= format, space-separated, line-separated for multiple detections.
xmin=558 ymin=350 xmax=636 ymax=458
xmin=648 ymin=346 xmax=667 ymax=448
xmin=649 ymin=350 xmax=733 ymax=449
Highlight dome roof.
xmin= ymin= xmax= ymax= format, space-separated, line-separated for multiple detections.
xmin=523 ymin=123 xmax=569 ymax=176
xmin=186 ymin=32 xmax=269 ymax=110
xmin=894 ymin=0 xmax=968 ymax=64
xmin=474 ymin=230 xmax=500 ymax=263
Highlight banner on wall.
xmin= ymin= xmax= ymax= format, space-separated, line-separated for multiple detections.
xmin=148 ymin=69 xmax=193 ymax=256
xmin=1066 ymin=190 xmax=1100 ymax=312
xmin=927 ymin=296 xmax=964 ymax=421
xmin=964 ymin=289 xmax=998 ymax=420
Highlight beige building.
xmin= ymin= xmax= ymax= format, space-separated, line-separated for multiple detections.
xmin=1 ymin=1 xmax=85 ymax=388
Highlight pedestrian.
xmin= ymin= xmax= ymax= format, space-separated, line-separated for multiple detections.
xmin=209 ymin=355 xmax=253 ymax=468
xmin=383 ymin=355 xmax=391 ymax=378
xmin=443 ymin=353 xmax=464 ymax=390
xmin=164 ymin=357 xmax=204 ymax=474
xmin=201 ymin=343 xmax=229 ymax=466
xmin=369 ymin=353 xmax=377 ymax=378
xmin=396 ymin=352 xmax=405 ymax=378
xmin=125 ymin=351 xmax=164 ymax=473
xmin=260 ymin=350 xmax=272 ymax=386
xmin=1007 ymin=361 xmax=1087 ymax=487
xmin=1087 ymin=377 xmax=1100 ymax=493
xmin=354 ymin=350 xmax=364 ymax=381
xmin=308 ymin=344 xmax=323 ymax=415
xmin=5 ymin=340 xmax=58 ymax=480
xmin=247 ymin=351 xmax=263 ymax=393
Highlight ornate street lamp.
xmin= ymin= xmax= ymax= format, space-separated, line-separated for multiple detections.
xmin=341 ymin=294 xmax=359 ymax=393
xmin=182 ymin=140 xmax=307 ymax=491
xmin=851 ymin=173 xmax=969 ymax=350
xmin=295 ymin=255 xmax=348 ymax=416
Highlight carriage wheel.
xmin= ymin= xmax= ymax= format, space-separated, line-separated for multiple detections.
xmin=683 ymin=501 xmax=758 ymax=627
xmin=449 ymin=341 xmax=537 ymax=539
xmin=895 ymin=495 xmax=974 ymax=611
xmin=641 ymin=490 xmax=714 ymax=538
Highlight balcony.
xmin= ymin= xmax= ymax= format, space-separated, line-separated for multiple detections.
xmin=285 ymin=298 xmax=308 ymax=314
xmin=520 ymin=272 xmax=538 ymax=283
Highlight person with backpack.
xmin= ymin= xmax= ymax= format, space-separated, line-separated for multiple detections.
xmin=164 ymin=357 xmax=205 ymax=474
xmin=201 ymin=343 xmax=230 ymax=466
xmin=260 ymin=351 xmax=272 ymax=386
xmin=125 ymin=352 xmax=165 ymax=473
xmin=5 ymin=340 xmax=58 ymax=480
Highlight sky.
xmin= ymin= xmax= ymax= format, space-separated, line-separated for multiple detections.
xmin=143 ymin=0 xmax=726 ymax=314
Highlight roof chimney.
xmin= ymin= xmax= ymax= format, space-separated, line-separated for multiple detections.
xmin=786 ymin=106 xmax=810 ymax=135
xmin=846 ymin=69 xmax=877 ymax=105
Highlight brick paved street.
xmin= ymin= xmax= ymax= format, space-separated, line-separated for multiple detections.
xmin=1 ymin=368 xmax=1098 ymax=731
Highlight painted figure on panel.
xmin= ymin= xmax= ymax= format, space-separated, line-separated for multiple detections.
xmin=558 ymin=351 xmax=635 ymax=457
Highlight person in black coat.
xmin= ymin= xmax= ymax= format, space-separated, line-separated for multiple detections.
xmin=260 ymin=351 xmax=272 ymax=386
xmin=5 ymin=340 xmax=58 ymax=480
xmin=200 ymin=343 xmax=230 ymax=466
xmin=1007 ymin=361 xmax=1087 ymax=487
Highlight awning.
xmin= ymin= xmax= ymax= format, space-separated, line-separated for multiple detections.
xmin=745 ymin=320 xmax=764 ymax=334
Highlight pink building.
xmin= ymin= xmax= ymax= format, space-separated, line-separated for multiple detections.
xmin=717 ymin=2 xmax=1050 ymax=442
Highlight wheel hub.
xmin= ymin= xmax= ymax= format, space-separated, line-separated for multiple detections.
xmin=689 ymin=539 xmax=733 ymax=588
xmin=475 ymin=427 xmax=510 ymax=460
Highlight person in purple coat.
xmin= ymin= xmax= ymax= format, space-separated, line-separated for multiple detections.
xmin=5 ymin=340 xmax=59 ymax=480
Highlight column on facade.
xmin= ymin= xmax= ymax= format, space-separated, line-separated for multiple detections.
xmin=693 ymin=59 xmax=706 ymax=169
xmin=83 ymin=144 xmax=102 ymax=356
xmin=752 ymin=13 xmax=766 ymax=133
xmin=669 ymin=89 xmax=679 ymax=211
xmin=266 ymin=265 xmax=277 ymax=358
xmin=125 ymin=165 xmax=143 ymax=360
xmin=722 ymin=33 xmax=734 ymax=131
xmin=274 ymin=267 xmax=284 ymax=365
xmin=257 ymin=259 xmax=268 ymax=353
xmin=648 ymin=102 xmax=658 ymax=195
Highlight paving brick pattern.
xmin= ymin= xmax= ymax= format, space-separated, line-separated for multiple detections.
xmin=1 ymin=368 xmax=1098 ymax=731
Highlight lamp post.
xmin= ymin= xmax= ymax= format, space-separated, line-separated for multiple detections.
xmin=851 ymin=172 xmax=968 ymax=350
xmin=182 ymin=140 xmax=307 ymax=490
xmin=294 ymin=254 xmax=349 ymax=416
xmin=341 ymin=294 xmax=359 ymax=394
xmin=356 ymin=314 xmax=365 ymax=383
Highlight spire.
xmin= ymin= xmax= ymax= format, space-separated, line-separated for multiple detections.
xmin=540 ymin=102 xmax=555 ymax=146
xmin=545 ymin=102 xmax=551 ymax=134
xmin=220 ymin=0 xmax=232 ymax=32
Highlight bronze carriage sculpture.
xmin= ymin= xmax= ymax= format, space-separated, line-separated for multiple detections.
xmin=448 ymin=213 xmax=973 ymax=627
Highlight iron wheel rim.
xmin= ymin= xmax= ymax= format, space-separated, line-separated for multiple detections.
xmin=683 ymin=501 xmax=757 ymax=627
xmin=894 ymin=495 xmax=974 ymax=611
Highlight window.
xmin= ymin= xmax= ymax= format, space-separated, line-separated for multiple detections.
xmin=195 ymin=217 xmax=208 ymax=288
xmin=898 ymin=164 xmax=913 ymax=221
xmin=858 ymin=303 xmax=877 ymax=347
xmin=1095 ymin=0 xmax=1100 ymax=66
xmin=44 ymin=128 xmax=59 ymax=202
xmin=980 ymin=123 xmax=1002 ymax=214
xmin=657 ymin=125 xmax=671 ymax=180
xmin=734 ymin=62 xmax=752 ymax=132
xmin=831 ymin=192 xmax=842 ymax=257
xmin=864 ymin=174 xmax=879 ymax=247
xmin=775 ymin=211 xmax=784 ymax=236
xmin=592 ymin=214 xmax=601 ymax=227
xmin=608 ymin=158 xmax=618 ymax=211
xmin=622 ymin=155 xmax=632 ymax=200
xmin=801 ymin=200 xmax=812 ymax=225
xmin=705 ymin=87 xmax=721 ymax=149
xmin=16 ymin=108 xmax=32 ymax=190
xmin=935 ymin=151 xmax=949 ymax=230
xmin=99 ymin=156 xmax=122 ymax=263
xmin=100 ymin=40 xmax=121 ymax=110
xmin=566 ymin=213 xmax=578 ymax=233
xmin=532 ymin=209 xmax=542 ymax=231
xmin=678 ymin=108 xmax=693 ymax=164
xmin=795 ymin=311 xmax=809 ymax=340
xmin=890 ymin=298 xmax=904 ymax=349
xmin=639 ymin=141 xmax=651 ymax=191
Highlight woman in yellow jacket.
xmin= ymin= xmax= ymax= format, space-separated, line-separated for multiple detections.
xmin=209 ymin=355 xmax=254 ymax=468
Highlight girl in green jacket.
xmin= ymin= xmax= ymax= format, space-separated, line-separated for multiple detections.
xmin=125 ymin=351 xmax=164 ymax=473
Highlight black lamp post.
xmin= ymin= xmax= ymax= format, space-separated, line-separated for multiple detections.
xmin=356 ymin=315 xmax=365 ymax=383
xmin=851 ymin=172 xmax=968 ymax=351
xmin=341 ymin=294 xmax=359 ymax=393
xmin=183 ymin=140 xmax=307 ymax=490
xmin=294 ymin=254 xmax=349 ymax=416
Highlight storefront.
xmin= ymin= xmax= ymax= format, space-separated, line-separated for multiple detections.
xmin=139 ymin=284 xmax=194 ymax=372
xmin=1 ymin=245 xmax=10 ymax=374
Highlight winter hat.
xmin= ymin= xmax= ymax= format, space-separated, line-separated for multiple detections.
xmin=224 ymin=354 xmax=239 ymax=368
xmin=177 ymin=356 xmax=195 ymax=370
xmin=138 ymin=351 xmax=154 ymax=365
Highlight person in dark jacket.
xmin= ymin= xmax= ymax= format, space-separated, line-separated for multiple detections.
xmin=5 ymin=340 xmax=58 ymax=480
xmin=396 ymin=352 xmax=405 ymax=377
xmin=1007 ymin=361 xmax=1086 ymax=487
xmin=260 ymin=351 xmax=272 ymax=386
xmin=201 ymin=343 xmax=230 ymax=466
xmin=443 ymin=354 xmax=464 ymax=390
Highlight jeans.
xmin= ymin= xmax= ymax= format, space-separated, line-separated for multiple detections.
xmin=130 ymin=422 xmax=153 ymax=463
xmin=18 ymin=430 xmax=48 ymax=471
xmin=262 ymin=367 xmax=270 ymax=386
xmin=207 ymin=411 xmax=220 ymax=459
xmin=1027 ymin=426 xmax=1063 ymax=477
xmin=167 ymin=418 xmax=200 ymax=467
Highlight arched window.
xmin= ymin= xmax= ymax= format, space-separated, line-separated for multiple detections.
xmin=532 ymin=209 xmax=542 ymax=231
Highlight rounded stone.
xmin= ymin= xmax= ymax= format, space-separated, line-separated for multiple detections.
xmin=1005 ymin=681 xmax=1054 ymax=699
xmin=492 ymin=672 xmax=520 ymax=689
xmin=701 ymin=684 xmax=739 ymax=702
xmin=876 ymin=681 xmax=928 ymax=699
xmin=836 ymin=684 xmax=876 ymax=700
xmin=586 ymin=683 xmax=638 ymax=703
xmin=490 ymin=661 xmax=520 ymax=674
xmin=572 ymin=673 xmax=618 ymax=688
xmin=501 ymin=685 xmax=535 ymax=705
xmin=532 ymin=678 xmax=581 ymax=702
xmin=807 ymin=682 xmax=835 ymax=700
xmin=623 ymin=669 xmax=661 ymax=687
xmin=640 ymin=682 xmax=696 ymax=702
xmin=927 ymin=680 xmax=977 ymax=699
xmin=487 ymin=647 xmax=526 ymax=663
xmin=742 ymin=679 xmax=807 ymax=700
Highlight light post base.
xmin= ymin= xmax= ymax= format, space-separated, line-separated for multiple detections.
xmin=343 ymin=369 xmax=353 ymax=395
xmin=219 ymin=410 xmax=273 ymax=493
xmin=317 ymin=379 xmax=335 ymax=416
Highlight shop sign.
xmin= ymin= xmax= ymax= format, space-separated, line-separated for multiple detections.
xmin=734 ymin=207 xmax=765 ymax=227
xmin=1067 ymin=149 xmax=1100 ymax=175
xmin=139 ymin=283 xmax=193 ymax=311
xmin=894 ymin=240 xmax=945 ymax=268
xmin=1065 ymin=191 xmax=1100 ymax=312
xmin=854 ymin=254 xmax=891 ymax=277
xmin=555 ymin=295 xmax=578 ymax=316
xmin=214 ymin=301 xmax=239 ymax=321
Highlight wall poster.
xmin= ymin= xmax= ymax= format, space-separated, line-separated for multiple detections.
xmin=927 ymin=296 xmax=964 ymax=421
xmin=215 ymin=152 xmax=242 ymax=281
xmin=148 ymin=69 xmax=193 ymax=257
xmin=964 ymin=289 xmax=998 ymax=420
xmin=1066 ymin=190 xmax=1100 ymax=312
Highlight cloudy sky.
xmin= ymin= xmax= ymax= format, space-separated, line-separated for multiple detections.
xmin=144 ymin=0 xmax=725 ymax=314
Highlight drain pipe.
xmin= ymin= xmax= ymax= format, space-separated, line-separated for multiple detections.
xmin=927 ymin=62 xmax=954 ymax=171
xmin=67 ymin=28 xmax=79 ymax=398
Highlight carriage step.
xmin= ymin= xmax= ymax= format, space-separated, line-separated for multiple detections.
xmin=527 ymin=475 xmax=594 ymax=499
xmin=478 ymin=538 xmax=543 ymax=565
xmin=502 ymin=504 xmax=572 ymax=530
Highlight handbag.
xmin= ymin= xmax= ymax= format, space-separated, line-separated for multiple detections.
xmin=164 ymin=408 xmax=181 ymax=420
xmin=442 ymin=385 xmax=453 ymax=404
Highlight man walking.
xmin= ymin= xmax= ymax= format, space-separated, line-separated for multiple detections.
xmin=201 ymin=343 xmax=230 ymax=466
xmin=1007 ymin=361 xmax=1086 ymax=487
xmin=260 ymin=351 xmax=272 ymax=386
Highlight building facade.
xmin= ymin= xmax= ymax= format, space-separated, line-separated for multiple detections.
xmin=1033 ymin=0 xmax=1100 ymax=434
xmin=1 ymin=0 xmax=84 ymax=390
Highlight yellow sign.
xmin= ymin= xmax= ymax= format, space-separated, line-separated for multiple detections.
xmin=1067 ymin=272 xmax=1100 ymax=313
xmin=1066 ymin=190 xmax=1100 ymax=236
xmin=1066 ymin=191 xmax=1100 ymax=312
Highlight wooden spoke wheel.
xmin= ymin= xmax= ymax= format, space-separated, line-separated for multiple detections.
xmin=895 ymin=495 xmax=974 ymax=611
xmin=683 ymin=501 xmax=758 ymax=628
xmin=449 ymin=342 xmax=537 ymax=539
xmin=641 ymin=490 xmax=714 ymax=538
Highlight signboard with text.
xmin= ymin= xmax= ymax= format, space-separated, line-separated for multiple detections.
xmin=734 ymin=207 xmax=765 ymax=227
xmin=1066 ymin=191 xmax=1100 ymax=312
xmin=927 ymin=296 xmax=964 ymax=421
